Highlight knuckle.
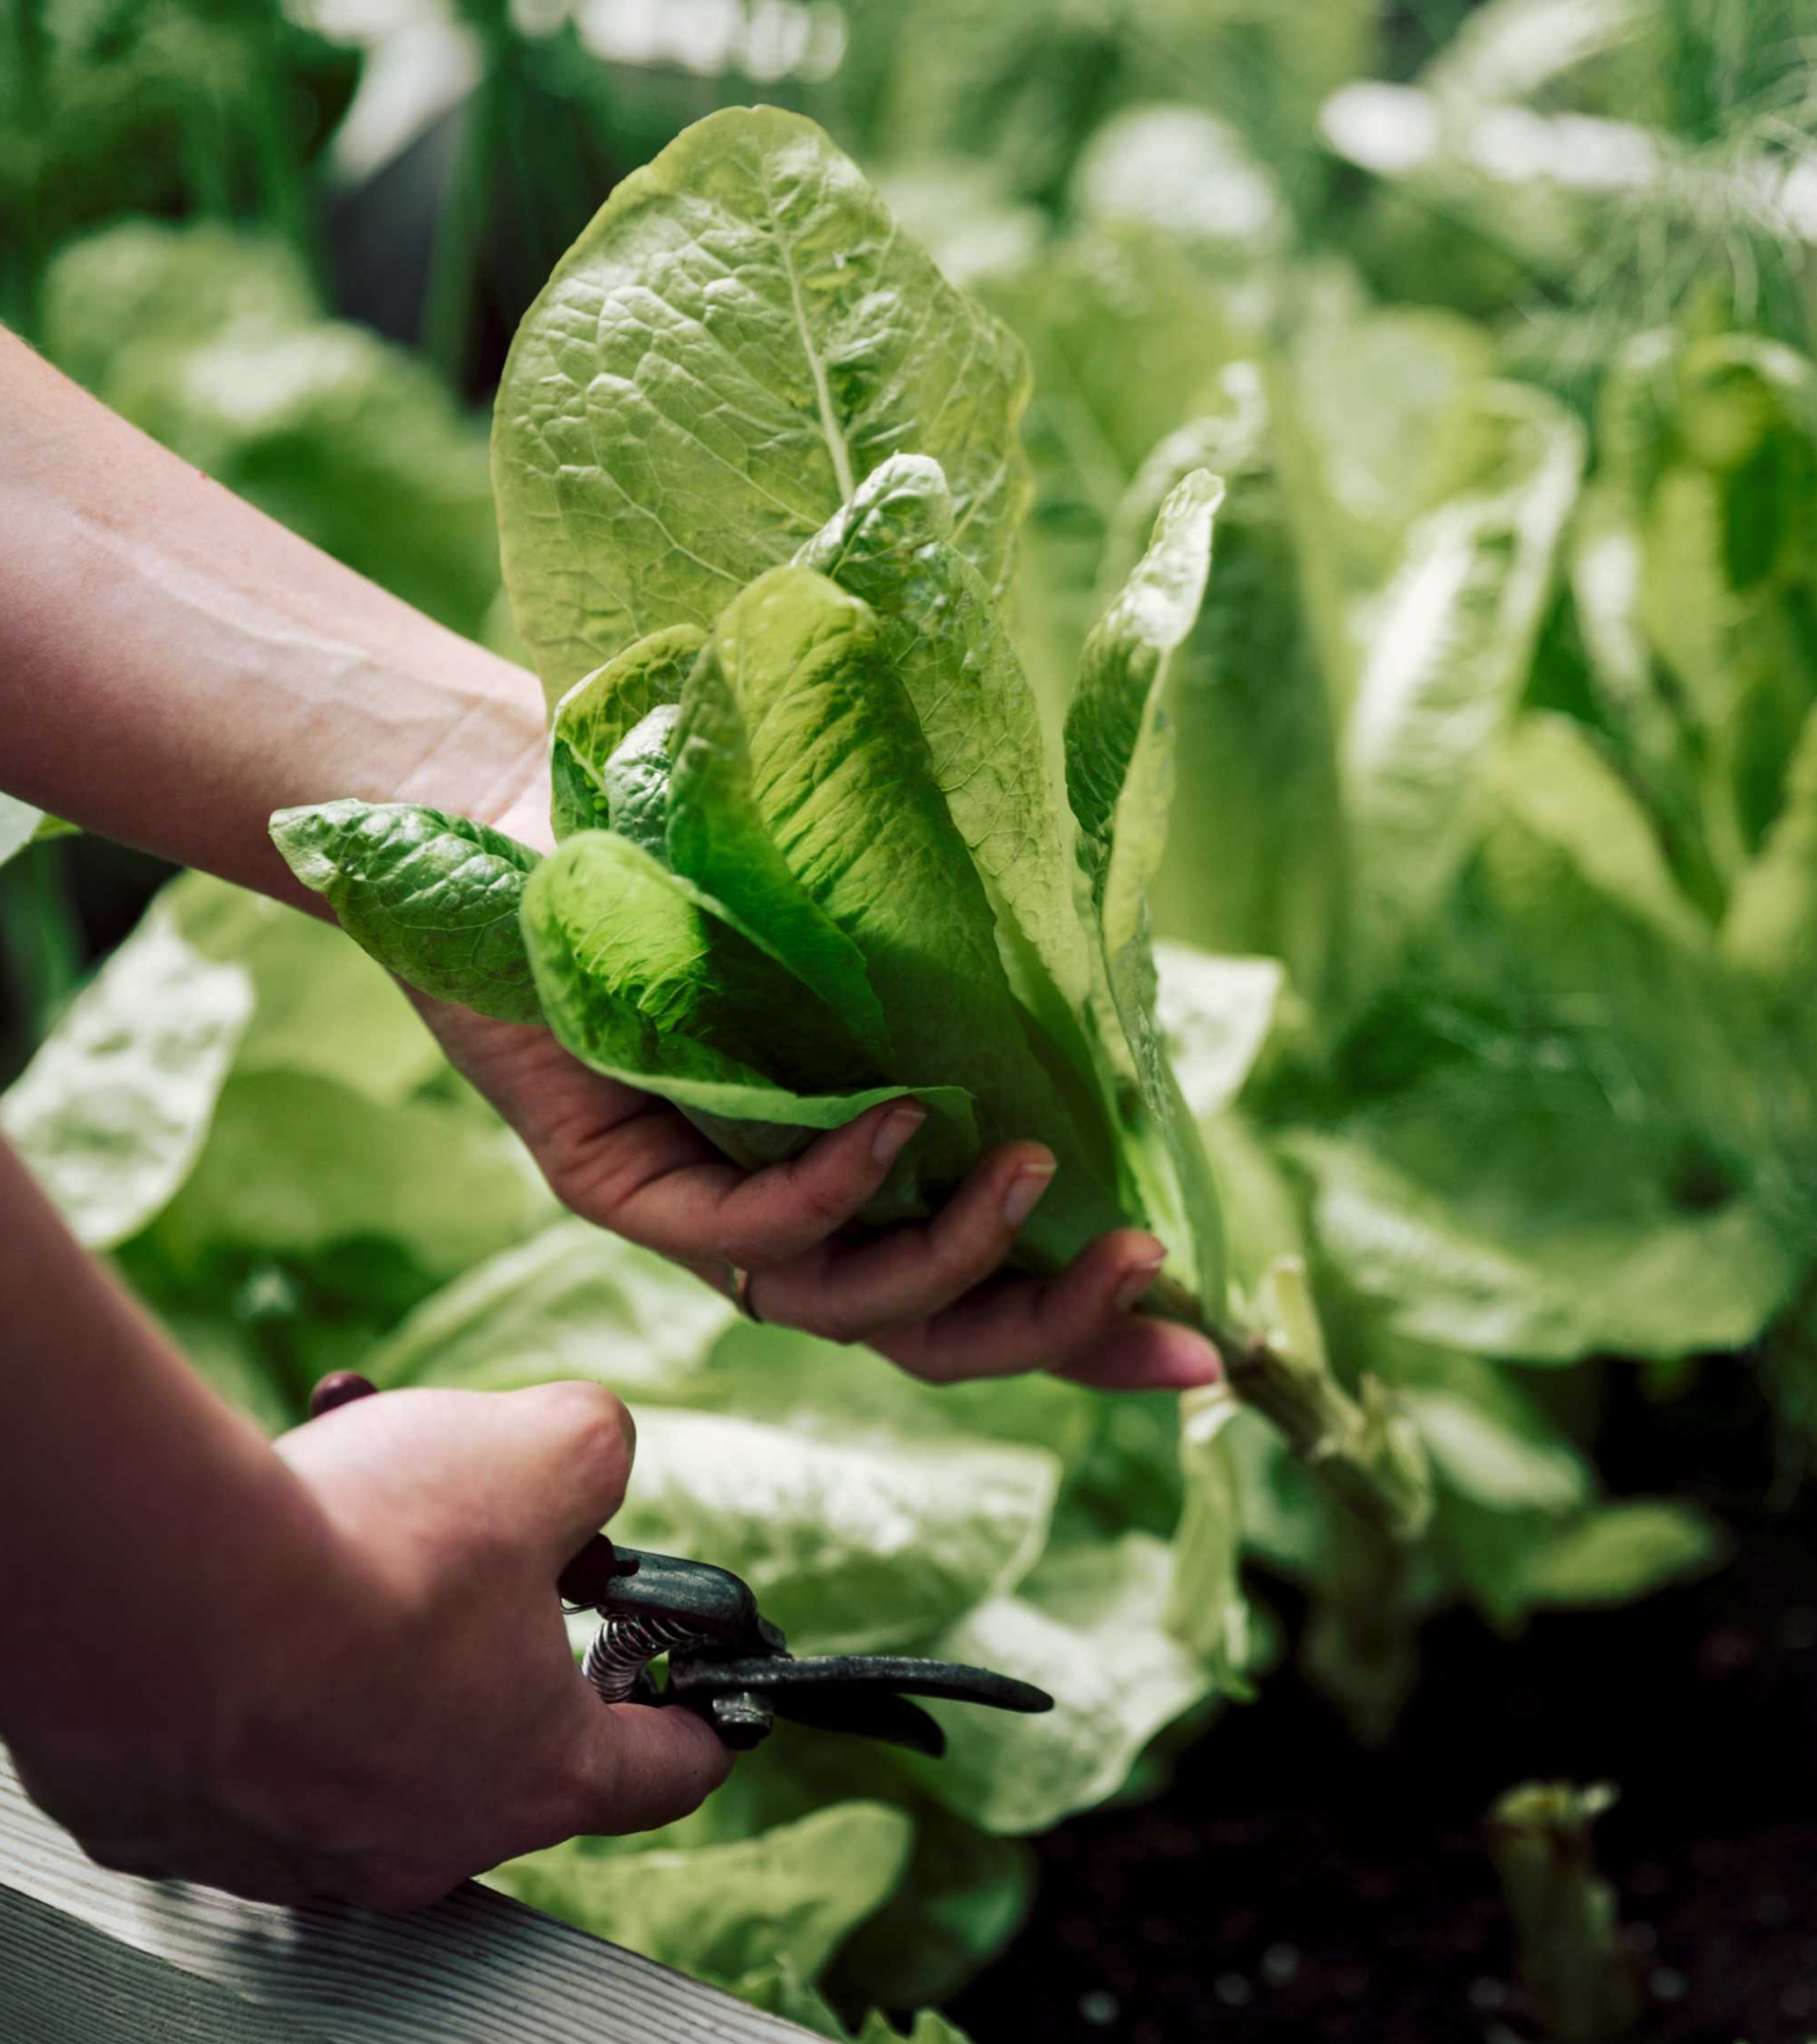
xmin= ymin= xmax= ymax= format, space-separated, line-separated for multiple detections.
xmin=797 ymin=1295 xmax=873 ymax=1347
xmin=534 ymin=1380 xmax=635 ymax=1471
xmin=793 ymin=1172 xmax=854 ymax=1232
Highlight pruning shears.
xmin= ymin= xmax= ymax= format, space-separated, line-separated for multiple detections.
xmin=309 ymin=1371 xmax=1054 ymax=1756
xmin=558 ymin=1537 xmax=1054 ymax=1755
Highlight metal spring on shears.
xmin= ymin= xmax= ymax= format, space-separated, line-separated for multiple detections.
xmin=582 ymin=1612 xmax=708 ymax=1703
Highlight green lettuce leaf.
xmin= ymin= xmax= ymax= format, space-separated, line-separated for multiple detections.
xmin=1155 ymin=943 xmax=1288 ymax=1122
xmin=1292 ymin=1081 xmax=1797 ymax=1363
xmin=1264 ymin=273 xmax=1498 ymax=699
xmin=489 ymin=1802 xmax=913 ymax=1985
xmin=271 ymin=801 xmax=544 ymax=1025
xmin=600 ymin=707 xmax=681 ymax=861
xmin=1341 ymin=381 xmax=1584 ymax=995
xmin=521 ymin=828 xmax=962 ymax=1187
xmin=910 ymin=1534 xmax=1215 ymax=1834
xmin=492 ymin=105 xmax=1031 ymax=703
xmin=1510 ymin=1501 xmax=1728 ymax=1610
xmin=797 ymin=454 xmax=1097 ymax=1033
xmin=1724 ymin=696 xmax=1817 ymax=1015
xmin=363 ymin=1217 xmax=740 ymax=1397
xmin=166 ymin=874 xmax=443 ymax=1103
xmin=672 ymin=565 xmax=1122 ymax=1264
xmin=0 ymin=794 xmax=44 ymax=868
xmin=609 ymin=1406 xmax=1062 ymax=1654
xmin=548 ymin=626 xmax=706 ymax=841
xmin=1166 ymin=1387 xmax=1253 ymax=1689
xmin=832 ymin=1807 xmax=1034 ymax=2012
xmin=665 ymin=573 xmax=895 ymax=1058
xmin=152 ymin=1070 xmax=552 ymax=1281
xmin=1 ymin=904 xmax=253 ymax=1249
xmin=1065 ymin=471 xmax=1226 ymax=1300
xmin=1133 ymin=399 xmax=1347 ymax=1002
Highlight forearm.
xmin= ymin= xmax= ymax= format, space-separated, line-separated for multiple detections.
xmin=0 ymin=1137 xmax=332 ymax=1773
xmin=0 ymin=328 xmax=545 ymax=908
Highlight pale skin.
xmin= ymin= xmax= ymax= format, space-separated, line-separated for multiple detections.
xmin=0 ymin=329 xmax=1222 ymax=1905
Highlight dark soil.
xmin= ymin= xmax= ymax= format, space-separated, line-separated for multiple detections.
xmin=950 ymin=1366 xmax=1817 ymax=2044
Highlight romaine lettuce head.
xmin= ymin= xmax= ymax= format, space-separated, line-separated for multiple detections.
xmin=273 ymin=107 xmax=1228 ymax=1313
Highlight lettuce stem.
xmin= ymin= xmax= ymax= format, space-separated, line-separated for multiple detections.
xmin=1147 ymin=1270 xmax=1433 ymax=1542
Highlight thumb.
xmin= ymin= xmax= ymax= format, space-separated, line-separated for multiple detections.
xmin=497 ymin=1381 xmax=639 ymax=1569
xmin=570 ymin=1695 xmax=735 ymax=1836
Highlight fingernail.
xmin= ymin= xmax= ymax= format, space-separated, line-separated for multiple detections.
xmin=1166 ymin=1340 xmax=1225 ymax=1389
xmin=872 ymin=1104 xmax=926 ymax=1164
xmin=1114 ymin=1250 xmax=1169 ymax=1314
xmin=1001 ymin=1161 xmax=1056 ymax=1228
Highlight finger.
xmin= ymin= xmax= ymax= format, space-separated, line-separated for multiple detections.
xmin=878 ymin=1232 xmax=1224 ymax=1389
xmin=502 ymin=1382 xmax=639 ymax=1563
xmin=607 ymin=1098 xmax=928 ymax=1269
xmin=749 ymin=1140 xmax=1056 ymax=1341
xmin=571 ymin=1699 xmax=734 ymax=1837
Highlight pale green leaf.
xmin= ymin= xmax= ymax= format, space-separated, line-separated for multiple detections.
xmin=798 ymin=454 xmax=1097 ymax=1027
xmin=1166 ymin=1387 xmax=1253 ymax=1687
xmin=1724 ymin=697 xmax=1817 ymax=1003
xmin=154 ymin=1070 xmax=552 ymax=1279
xmin=0 ymin=794 xmax=44 ymax=867
xmin=165 ymin=873 xmax=442 ymax=1102
xmin=1342 ymin=381 xmax=1584 ymax=992
xmin=492 ymin=106 xmax=1031 ymax=703
xmin=611 ymin=1406 xmax=1062 ymax=1655
xmin=1292 ymin=1084 xmax=1798 ymax=1363
xmin=521 ymin=829 xmax=963 ymax=1184
xmin=913 ymin=1534 xmax=1214 ymax=1834
xmin=1155 ymin=943 xmax=1286 ymax=1121
xmin=1064 ymin=472 xmax=1226 ymax=1300
xmin=1513 ymin=1502 xmax=1728 ymax=1609
xmin=667 ymin=571 xmax=895 ymax=1056
xmin=1484 ymin=715 xmax=1708 ymax=949
xmin=1264 ymin=273 xmax=1498 ymax=698
xmin=270 ymin=801 xmax=543 ymax=1025
xmin=601 ymin=705 xmax=680 ymax=860
xmin=1132 ymin=400 xmax=1347 ymax=1002
xmin=489 ymin=1803 xmax=913 ymax=1985
xmin=674 ymin=565 xmax=1123 ymax=1265
xmin=1 ymin=906 xmax=253 ymax=1248
xmin=1067 ymin=468 xmax=1222 ymax=961
xmin=1404 ymin=1391 xmax=1590 ymax=1515
xmin=364 ymin=1218 xmax=739 ymax=1395
xmin=548 ymin=626 xmax=705 ymax=841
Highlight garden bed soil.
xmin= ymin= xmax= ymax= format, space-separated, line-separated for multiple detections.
xmin=950 ymin=1367 xmax=1817 ymax=2044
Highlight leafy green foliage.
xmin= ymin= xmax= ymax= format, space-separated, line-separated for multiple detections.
xmin=489 ymin=1803 xmax=916 ymax=1984
xmin=272 ymin=802 xmax=545 ymax=1025
xmin=2 ymin=903 xmax=252 ymax=1248
xmin=491 ymin=106 xmax=1032 ymax=707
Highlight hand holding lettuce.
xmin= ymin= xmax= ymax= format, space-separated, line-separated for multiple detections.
xmin=270 ymin=106 xmax=1429 ymax=1531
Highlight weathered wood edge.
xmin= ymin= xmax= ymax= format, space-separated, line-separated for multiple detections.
xmin=0 ymin=1751 xmax=816 ymax=2042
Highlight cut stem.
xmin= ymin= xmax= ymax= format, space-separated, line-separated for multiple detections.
xmin=1147 ymin=1268 xmax=1433 ymax=1543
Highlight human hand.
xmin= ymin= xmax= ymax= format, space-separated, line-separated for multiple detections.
xmin=418 ymin=993 xmax=1224 ymax=1395
xmin=13 ymin=1379 xmax=728 ymax=1911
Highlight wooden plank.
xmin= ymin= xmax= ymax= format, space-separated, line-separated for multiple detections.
xmin=0 ymin=1752 xmax=815 ymax=2043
